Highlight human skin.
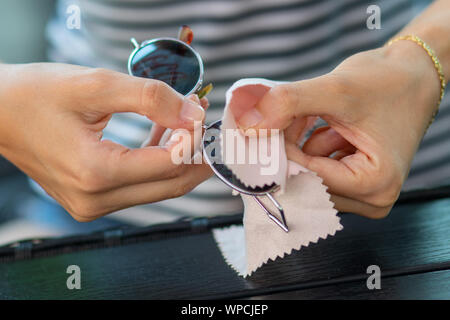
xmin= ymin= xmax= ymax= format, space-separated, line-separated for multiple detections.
xmin=233 ymin=0 xmax=450 ymax=218
xmin=0 ymin=64 xmax=212 ymax=221
xmin=0 ymin=1 xmax=448 ymax=222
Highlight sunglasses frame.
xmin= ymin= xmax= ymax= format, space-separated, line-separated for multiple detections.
xmin=127 ymin=37 xmax=204 ymax=96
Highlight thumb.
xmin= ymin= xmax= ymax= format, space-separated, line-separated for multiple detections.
xmin=83 ymin=69 xmax=205 ymax=130
xmin=235 ymin=75 xmax=340 ymax=131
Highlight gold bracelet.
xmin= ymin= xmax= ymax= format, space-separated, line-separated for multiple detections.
xmin=386 ymin=35 xmax=446 ymax=130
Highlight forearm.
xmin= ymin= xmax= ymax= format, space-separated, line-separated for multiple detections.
xmin=395 ymin=0 xmax=450 ymax=82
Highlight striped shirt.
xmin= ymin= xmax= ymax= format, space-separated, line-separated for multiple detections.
xmin=45 ymin=0 xmax=450 ymax=222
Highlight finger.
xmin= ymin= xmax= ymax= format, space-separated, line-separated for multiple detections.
xmin=200 ymin=97 xmax=210 ymax=110
xmin=142 ymin=94 xmax=209 ymax=148
xmin=78 ymin=69 xmax=205 ymax=130
xmin=93 ymin=163 xmax=213 ymax=219
xmin=94 ymin=140 xmax=186 ymax=188
xmin=159 ymin=128 xmax=173 ymax=146
xmin=89 ymin=124 xmax=202 ymax=189
xmin=141 ymin=123 xmax=166 ymax=147
xmin=285 ymin=118 xmax=309 ymax=144
xmin=302 ymin=127 xmax=353 ymax=157
xmin=235 ymin=75 xmax=348 ymax=131
xmin=330 ymin=194 xmax=392 ymax=219
xmin=159 ymin=95 xmax=209 ymax=147
xmin=286 ymin=142 xmax=363 ymax=196
xmin=191 ymin=94 xmax=210 ymax=111
xmin=285 ymin=116 xmax=318 ymax=145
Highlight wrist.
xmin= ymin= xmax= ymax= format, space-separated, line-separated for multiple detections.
xmin=381 ymin=39 xmax=441 ymax=124
xmin=398 ymin=15 xmax=450 ymax=83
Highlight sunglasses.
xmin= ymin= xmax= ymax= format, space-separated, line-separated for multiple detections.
xmin=202 ymin=120 xmax=289 ymax=233
xmin=128 ymin=26 xmax=212 ymax=98
xmin=128 ymin=28 xmax=287 ymax=232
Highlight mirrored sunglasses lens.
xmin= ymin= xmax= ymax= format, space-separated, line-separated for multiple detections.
xmin=130 ymin=40 xmax=201 ymax=96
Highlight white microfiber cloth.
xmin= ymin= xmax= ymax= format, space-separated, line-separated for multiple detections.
xmin=212 ymin=78 xmax=343 ymax=277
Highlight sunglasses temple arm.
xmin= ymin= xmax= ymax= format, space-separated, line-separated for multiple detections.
xmin=252 ymin=194 xmax=289 ymax=232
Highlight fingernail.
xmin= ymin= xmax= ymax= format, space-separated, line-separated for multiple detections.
xmin=238 ymin=108 xmax=263 ymax=129
xmin=180 ymin=99 xmax=205 ymax=122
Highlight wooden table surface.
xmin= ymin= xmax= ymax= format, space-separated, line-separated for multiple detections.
xmin=0 ymin=184 xmax=449 ymax=299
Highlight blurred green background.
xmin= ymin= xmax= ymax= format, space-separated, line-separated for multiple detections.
xmin=0 ymin=0 xmax=56 ymax=63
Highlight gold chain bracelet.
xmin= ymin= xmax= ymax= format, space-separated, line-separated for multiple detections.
xmin=386 ymin=35 xmax=446 ymax=131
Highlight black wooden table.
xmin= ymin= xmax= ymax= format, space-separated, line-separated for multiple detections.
xmin=0 ymin=184 xmax=449 ymax=299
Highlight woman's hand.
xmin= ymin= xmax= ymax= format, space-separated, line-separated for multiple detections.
xmin=233 ymin=41 xmax=441 ymax=218
xmin=0 ymin=63 xmax=212 ymax=221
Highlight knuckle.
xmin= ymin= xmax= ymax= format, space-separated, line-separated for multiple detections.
xmin=78 ymin=173 xmax=103 ymax=194
xmin=90 ymin=68 xmax=115 ymax=82
xmin=79 ymin=68 xmax=115 ymax=93
xmin=75 ymin=161 xmax=108 ymax=194
xmin=271 ymin=84 xmax=292 ymax=101
xmin=141 ymin=80 xmax=170 ymax=111
xmin=370 ymin=177 xmax=402 ymax=208
xmin=67 ymin=197 xmax=101 ymax=222
xmin=173 ymin=184 xmax=188 ymax=198
xmin=366 ymin=191 xmax=399 ymax=209
xmin=271 ymin=85 xmax=296 ymax=119
xmin=168 ymin=163 xmax=188 ymax=179
xmin=155 ymin=163 xmax=186 ymax=181
xmin=356 ymin=164 xmax=402 ymax=209
xmin=351 ymin=167 xmax=375 ymax=196
xmin=366 ymin=207 xmax=392 ymax=220
xmin=173 ymin=178 xmax=195 ymax=198
xmin=70 ymin=213 xmax=94 ymax=223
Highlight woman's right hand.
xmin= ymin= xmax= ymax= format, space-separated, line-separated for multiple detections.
xmin=0 ymin=63 xmax=212 ymax=221
xmin=232 ymin=42 xmax=441 ymax=219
